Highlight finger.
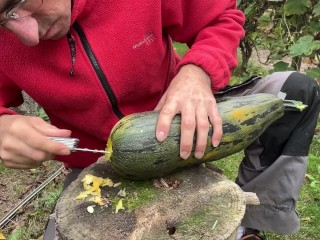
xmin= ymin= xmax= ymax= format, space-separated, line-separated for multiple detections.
xmin=32 ymin=117 xmax=72 ymax=137
xmin=29 ymin=134 xmax=71 ymax=156
xmin=154 ymin=92 xmax=167 ymax=111
xmin=9 ymin=126 xmax=71 ymax=157
xmin=208 ymin=103 xmax=223 ymax=147
xmin=156 ymin=101 xmax=178 ymax=142
xmin=0 ymin=139 xmax=53 ymax=166
xmin=179 ymin=104 xmax=196 ymax=160
xmin=29 ymin=120 xmax=71 ymax=155
xmin=194 ymin=107 xmax=210 ymax=159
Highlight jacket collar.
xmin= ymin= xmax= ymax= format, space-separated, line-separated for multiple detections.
xmin=71 ymin=0 xmax=94 ymax=24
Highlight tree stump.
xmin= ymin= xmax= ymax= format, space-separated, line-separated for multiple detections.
xmin=56 ymin=158 xmax=249 ymax=240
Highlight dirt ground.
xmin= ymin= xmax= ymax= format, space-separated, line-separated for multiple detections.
xmin=0 ymin=160 xmax=66 ymax=238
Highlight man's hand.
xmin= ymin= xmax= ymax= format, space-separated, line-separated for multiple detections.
xmin=0 ymin=115 xmax=71 ymax=169
xmin=155 ymin=64 xmax=222 ymax=160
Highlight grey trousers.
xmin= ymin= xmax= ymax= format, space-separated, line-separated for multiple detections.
xmin=219 ymin=71 xmax=320 ymax=234
xmin=44 ymin=72 xmax=320 ymax=238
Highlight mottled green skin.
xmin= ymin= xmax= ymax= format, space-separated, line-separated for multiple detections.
xmin=108 ymin=93 xmax=284 ymax=180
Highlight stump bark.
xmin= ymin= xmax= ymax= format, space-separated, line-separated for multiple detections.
xmin=56 ymin=158 xmax=247 ymax=240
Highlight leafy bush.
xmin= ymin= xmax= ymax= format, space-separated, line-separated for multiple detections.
xmin=238 ymin=0 xmax=320 ymax=79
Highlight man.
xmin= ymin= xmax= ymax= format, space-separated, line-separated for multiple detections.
xmin=0 ymin=0 xmax=319 ymax=239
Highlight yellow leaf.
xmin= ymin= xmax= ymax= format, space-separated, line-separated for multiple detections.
xmin=115 ymin=199 xmax=125 ymax=213
xmin=0 ymin=230 xmax=6 ymax=240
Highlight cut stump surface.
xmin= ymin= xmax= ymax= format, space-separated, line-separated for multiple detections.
xmin=56 ymin=158 xmax=246 ymax=240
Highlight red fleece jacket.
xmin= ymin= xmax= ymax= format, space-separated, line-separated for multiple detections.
xmin=0 ymin=0 xmax=245 ymax=168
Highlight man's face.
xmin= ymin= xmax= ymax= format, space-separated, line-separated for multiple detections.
xmin=1 ymin=0 xmax=72 ymax=46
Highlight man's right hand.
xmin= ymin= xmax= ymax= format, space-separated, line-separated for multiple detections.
xmin=0 ymin=115 xmax=71 ymax=169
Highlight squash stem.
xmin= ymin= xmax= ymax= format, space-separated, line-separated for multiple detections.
xmin=283 ymin=100 xmax=308 ymax=112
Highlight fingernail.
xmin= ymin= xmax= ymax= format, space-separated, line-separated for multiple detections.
xmin=213 ymin=140 xmax=220 ymax=148
xmin=180 ymin=151 xmax=189 ymax=160
xmin=156 ymin=131 xmax=166 ymax=142
xmin=60 ymin=148 xmax=71 ymax=155
xmin=195 ymin=151 xmax=203 ymax=159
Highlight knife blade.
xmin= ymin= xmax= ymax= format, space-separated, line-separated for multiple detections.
xmin=48 ymin=137 xmax=110 ymax=154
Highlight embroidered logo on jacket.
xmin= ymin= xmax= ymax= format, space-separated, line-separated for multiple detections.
xmin=133 ymin=33 xmax=155 ymax=49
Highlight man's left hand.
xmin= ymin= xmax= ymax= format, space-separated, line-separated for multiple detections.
xmin=155 ymin=64 xmax=223 ymax=160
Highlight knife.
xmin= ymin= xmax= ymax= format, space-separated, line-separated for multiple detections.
xmin=49 ymin=137 xmax=110 ymax=154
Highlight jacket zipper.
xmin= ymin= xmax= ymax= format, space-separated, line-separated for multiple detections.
xmin=73 ymin=22 xmax=124 ymax=119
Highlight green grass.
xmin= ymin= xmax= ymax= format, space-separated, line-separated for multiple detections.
xmin=173 ymin=42 xmax=189 ymax=57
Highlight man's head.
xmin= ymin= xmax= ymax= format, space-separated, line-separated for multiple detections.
xmin=0 ymin=0 xmax=72 ymax=46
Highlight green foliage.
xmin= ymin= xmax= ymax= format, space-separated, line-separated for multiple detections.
xmin=238 ymin=0 xmax=320 ymax=79
xmin=38 ymin=107 xmax=49 ymax=122
xmin=173 ymin=42 xmax=189 ymax=57
xmin=284 ymin=0 xmax=311 ymax=16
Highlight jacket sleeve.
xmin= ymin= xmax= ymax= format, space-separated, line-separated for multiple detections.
xmin=162 ymin=0 xmax=245 ymax=92
xmin=0 ymin=71 xmax=23 ymax=115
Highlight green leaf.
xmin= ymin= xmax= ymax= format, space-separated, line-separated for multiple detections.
xmin=258 ymin=14 xmax=272 ymax=29
xmin=244 ymin=4 xmax=254 ymax=16
xmin=310 ymin=19 xmax=320 ymax=32
xmin=284 ymin=0 xmax=311 ymax=16
xmin=311 ymin=40 xmax=320 ymax=52
xmin=289 ymin=35 xmax=314 ymax=57
xmin=273 ymin=61 xmax=290 ymax=72
xmin=310 ymin=180 xmax=318 ymax=188
xmin=306 ymin=68 xmax=320 ymax=79
xmin=313 ymin=1 xmax=320 ymax=17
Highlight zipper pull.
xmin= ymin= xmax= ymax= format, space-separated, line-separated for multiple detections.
xmin=67 ymin=32 xmax=76 ymax=76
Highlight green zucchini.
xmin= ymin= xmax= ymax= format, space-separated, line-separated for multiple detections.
xmin=106 ymin=93 xmax=284 ymax=180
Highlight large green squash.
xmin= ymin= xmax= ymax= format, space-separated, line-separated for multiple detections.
xmin=106 ymin=93 xmax=284 ymax=180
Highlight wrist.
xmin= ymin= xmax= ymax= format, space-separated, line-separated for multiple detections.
xmin=179 ymin=64 xmax=211 ymax=87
